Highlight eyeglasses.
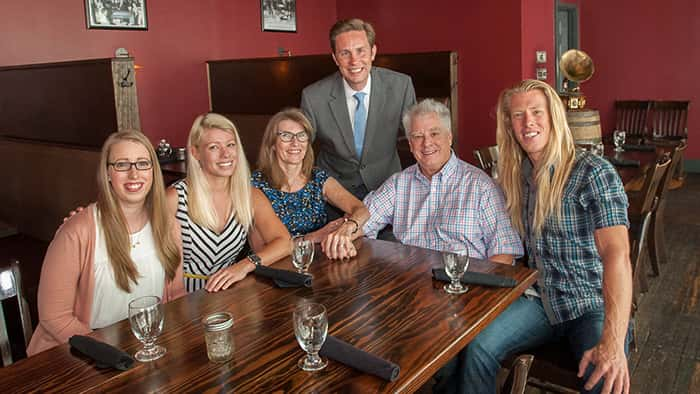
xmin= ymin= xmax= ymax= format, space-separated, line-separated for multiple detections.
xmin=108 ymin=160 xmax=153 ymax=172
xmin=277 ymin=131 xmax=309 ymax=143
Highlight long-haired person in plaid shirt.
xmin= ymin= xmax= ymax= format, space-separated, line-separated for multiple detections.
xmin=454 ymin=80 xmax=633 ymax=394
xmin=361 ymin=99 xmax=523 ymax=263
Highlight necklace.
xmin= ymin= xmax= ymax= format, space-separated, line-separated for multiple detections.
xmin=130 ymin=231 xmax=142 ymax=249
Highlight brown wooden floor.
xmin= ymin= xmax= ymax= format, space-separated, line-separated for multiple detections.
xmin=629 ymin=172 xmax=700 ymax=394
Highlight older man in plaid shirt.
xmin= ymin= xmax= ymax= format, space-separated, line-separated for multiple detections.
xmin=362 ymin=98 xmax=523 ymax=264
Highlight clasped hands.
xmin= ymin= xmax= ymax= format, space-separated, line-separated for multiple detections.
xmin=306 ymin=218 xmax=358 ymax=260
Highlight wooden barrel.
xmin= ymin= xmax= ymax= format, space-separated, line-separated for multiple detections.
xmin=566 ymin=109 xmax=601 ymax=144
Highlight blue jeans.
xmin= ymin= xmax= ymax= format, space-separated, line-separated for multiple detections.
xmin=434 ymin=296 xmax=631 ymax=394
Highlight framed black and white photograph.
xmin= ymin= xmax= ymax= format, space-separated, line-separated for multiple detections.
xmin=261 ymin=0 xmax=297 ymax=32
xmin=85 ymin=0 xmax=148 ymax=30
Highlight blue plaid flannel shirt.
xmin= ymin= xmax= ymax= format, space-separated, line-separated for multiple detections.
xmin=363 ymin=153 xmax=523 ymax=259
xmin=522 ymin=153 xmax=629 ymax=324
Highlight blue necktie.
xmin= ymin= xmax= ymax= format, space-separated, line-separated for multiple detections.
xmin=353 ymin=92 xmax=367 ymax=159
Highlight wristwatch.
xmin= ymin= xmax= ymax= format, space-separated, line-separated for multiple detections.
xmin=247 ymin=252 xmax=262 ymax=267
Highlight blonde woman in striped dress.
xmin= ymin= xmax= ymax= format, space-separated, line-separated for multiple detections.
xmin=166 ymin=113 xmax=291 ymax=293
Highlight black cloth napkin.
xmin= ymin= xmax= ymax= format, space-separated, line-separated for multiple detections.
xmin=622 ymin=144 xmax=655 ymax=152
xmin=605 ymin=156 xmax=640 ymax=167
xmin=320 ymin=335 xmax=400 ymax=382
xmin=254 ymin=265 xmax=312 ymax=288
xmin=69 ymin=335 xmax=134 ymax=370
xmin=432 ymin=268 xmax=517 ymax=287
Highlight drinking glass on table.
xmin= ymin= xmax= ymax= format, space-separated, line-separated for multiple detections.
xmin=128 ymin=295 xmax=166 ymax=362
xmin=292 ymin=235 xmax=315 ymax=274
xmin=442 ymin=248 xmax=470 ymax=294
xmin=293 ymin=302 xmax=328 ymax=372
xmin=613 ymin=130 xmax=626 ymax=152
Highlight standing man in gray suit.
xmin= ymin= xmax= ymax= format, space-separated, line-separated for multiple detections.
xmin=301 ymin=18 xmax=416 ymax=206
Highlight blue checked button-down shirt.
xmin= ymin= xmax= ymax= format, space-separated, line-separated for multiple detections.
xmin=363 ymin=153 xmax=523 ymax=259
xmin=522 ymin=153 xmax=629 ymax=324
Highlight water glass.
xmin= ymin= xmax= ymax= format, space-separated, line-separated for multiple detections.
xmin=613 ymin=130 xmax=626 ymax=152
xmin=293 ymin=303 xmax=328 ymax=372
xmin=442 ymin=249 xmax=470 ymax=294
xmin=202 ymin=312 xmax=235 ymax=363
xmin=292 ymin=235 xmax=315 ymax=274
xmin=128 ymin=295 xmax=166 ymax=362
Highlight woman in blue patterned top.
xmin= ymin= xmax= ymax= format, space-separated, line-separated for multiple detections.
xmin=252 ymin=108 xmax=369 ymax=260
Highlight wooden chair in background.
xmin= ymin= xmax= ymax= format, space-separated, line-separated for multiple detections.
xmin=648 ymin=100 xmax=689 ymax=187
xmin=614 ymin=100 xmax=651 ymax=142
xmin=473 ymin=145 xmax=499 ymax=177
xmin=649 ymin=100 xmax=689 ymax=140
xmin=626 ymin=154 xmax=671 ymax=353
xmin=646 ymin=142 xmax=687 ymax=274
xmin=0 ymin=259 xmax=33 ymax=366
xmin=628 ymin=154 xmax=671 ymax=303
xmin=501 ymin=354 xmax=535 ymax=394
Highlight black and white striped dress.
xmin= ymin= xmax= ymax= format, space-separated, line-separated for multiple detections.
xmin=173 ymin=180 xmax=248 ymax=292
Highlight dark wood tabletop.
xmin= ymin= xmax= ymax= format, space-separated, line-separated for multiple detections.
xmin=600 ymin=144 xmax=659 ymax=186
xmin=0 ymin=239 xmax=536 ymax=393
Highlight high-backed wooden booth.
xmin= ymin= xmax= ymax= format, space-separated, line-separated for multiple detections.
xmin=0 ymin=58 xmax=140 ymax=240
xmin=207 ymin=51 xmax=458 ymax=168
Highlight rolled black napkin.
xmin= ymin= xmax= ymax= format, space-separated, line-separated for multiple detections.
xmin=69 ymin=335 xmax=134 ymax=370
xmin=605 ymin=156 xmax=640 ymax=167
xmin=432 ymin=268 xmax=517 ymax=287
xmin=320 ymin=335 xmax=400 ymax=382
xmin=254 ymin=265 xmax=312 ymax=288
xmin=622 ymin=144 xmax=655 ymax=152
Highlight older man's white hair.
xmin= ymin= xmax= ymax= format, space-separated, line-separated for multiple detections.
xmin=401 ymin=98 xmax=451 ymax=138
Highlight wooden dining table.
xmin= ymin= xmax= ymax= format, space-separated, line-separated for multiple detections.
xmin=600 ymin=143 xmax=659 ymax=186
xmin=0 ymin=239 xmax=536 ymax=393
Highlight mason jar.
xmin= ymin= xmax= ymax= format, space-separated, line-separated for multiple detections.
xmin=202 ymin=312 xmax=234 ymax=363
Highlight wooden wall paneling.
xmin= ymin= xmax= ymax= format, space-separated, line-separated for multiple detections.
xmin=0 ymin=139 xmax=99 ymax=241
xmin=0 ymin=59 xmax=119 ymax=148
xmin=111 ymin=58 xmax=141 ymax=132
xmin=207 ymin=51 xmax=458 ymax=168
xmin=224 ymin=113 xmax=272 ymax=168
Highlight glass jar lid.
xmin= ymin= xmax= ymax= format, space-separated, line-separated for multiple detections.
xmin=203 ymin=312 xmax=234 ymax=331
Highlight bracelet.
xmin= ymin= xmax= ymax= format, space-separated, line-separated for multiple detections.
xmin=344 ymin=217 xmax=360 ymax=234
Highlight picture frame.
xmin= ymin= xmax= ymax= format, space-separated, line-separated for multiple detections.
xmin=261 ymin=0 xmax=297 ymax=33
xmin=85 ymin=0 xmax=148 ymax=30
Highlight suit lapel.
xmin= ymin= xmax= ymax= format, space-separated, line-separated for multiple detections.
xmin=362 ymin=68 xmax=389 ymax=161
xmin=328 ymin=74 xmax=359 ymax=162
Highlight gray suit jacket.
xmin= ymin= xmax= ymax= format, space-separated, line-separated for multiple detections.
xmin=301 ymin=67 xmax=416 ymax=193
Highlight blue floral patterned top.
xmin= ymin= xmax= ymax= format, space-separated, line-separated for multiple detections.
xmin=251 ymin=167 xmax=329 ymax=236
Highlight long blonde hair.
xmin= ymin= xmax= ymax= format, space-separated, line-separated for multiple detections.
xmin=96 ymin=130 xmax=181 ymax=292
xmin=257 ymin=108 xmax=315 ymax=189
xmin=495 ymin=79 xmax=576 ymax=236
xmin=186 ymin=113 xmax=253 ymax=231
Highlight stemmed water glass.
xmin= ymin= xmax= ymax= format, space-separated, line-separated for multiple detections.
xmin=128 ymin=295 xmax=166 ymax=362
xmin=442 ymin=249 xmax=470 ymax=294
xmin=293 ymin=302 xmax=328 ymax=372
xmin=292 ymin=235 xmax=315 ymax=275
xmin=613 ymin=130 xmax=626 ymax=152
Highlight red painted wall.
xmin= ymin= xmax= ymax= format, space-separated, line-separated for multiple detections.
xmin=336 ymin=0 xmax=524 ymax=160
xmin=0 ymin=0 xmax=336 ymax=146
xmin=521 ymin=0 xmax=555 ymax=85
xmin=581 ymin=0 xmax=699 ymax=159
